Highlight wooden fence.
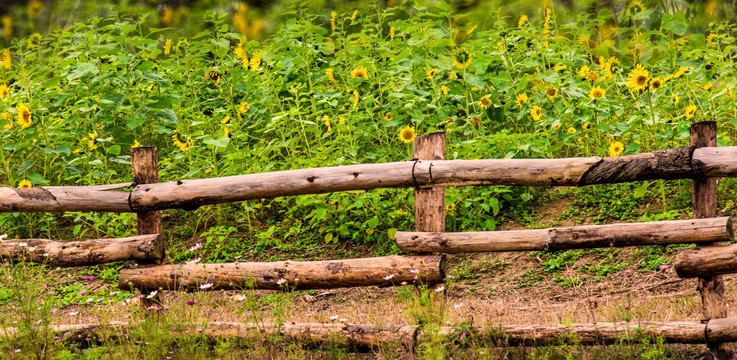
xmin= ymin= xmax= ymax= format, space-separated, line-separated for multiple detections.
xmin=1 ymin=121 xmax=736 ymax=357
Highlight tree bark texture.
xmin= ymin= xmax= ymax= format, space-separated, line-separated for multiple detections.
xmin=413 ymin=131 xmax=446 ymax=233
xmin=0 ymin=183 xmax=132 ymax=212
xmin=131 ymin=146 xmax=164 ymax=264
xmin=396 ymin=217 xmax=733 ymax=253
xmin=0 ymin=234 xmax=162 ymax=267
xmin=119 ymin=255 xmax=445 ymax=291
xmin=690 ymin=121 xmax=730 ymax=360
xmin=675 ymin=243 xmax=737 ymax=278
xmin=11 ymin=318 xmax=737 ymax=349
xmin=3 ymin=146 xmax=737 ymax=212
xmin=424 ymin=318 xmax=737 ymax=346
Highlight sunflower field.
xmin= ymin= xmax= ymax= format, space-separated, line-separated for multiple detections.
xmin=1 ymin=0 xmax=737 ymax=253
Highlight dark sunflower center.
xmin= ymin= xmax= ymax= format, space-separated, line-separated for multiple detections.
xmin=637 ymin=76 xmax=647 ymax=85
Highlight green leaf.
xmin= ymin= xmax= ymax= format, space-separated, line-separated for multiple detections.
xmin=27 ymin=173 xmax=49 ymax=185
xmin=203 ymin=136 xmax=230 ymax=148
xmin=127 ymin=117 xmax=146 ymax=129
xmin=107 ymin=145 xmax=121 ymax=156
xmin=661 ymin=13 xmax=688 ymax=36
xmin=67 ymin=62 xmax=99 ymax=81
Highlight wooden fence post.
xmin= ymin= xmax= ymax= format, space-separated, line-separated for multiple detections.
xmin=413 ymin=132 xmax=446 ymax=233
xmin=691 ymin=121 xmax=732 ymax=359
xmin=131 ymin=146 xmax=164 ymax=309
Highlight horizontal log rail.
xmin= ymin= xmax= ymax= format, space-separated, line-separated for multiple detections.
xmin=675 ymin=243 xmax=737 ymax=278
xmin=119 ymin=255 xmax=445 ymax=291
xmin=0 ymin=234 xmax=163 ymax=267
xmin=10 ymin=317 xmax=737 ymax=348
xmin=1 ymin=147 xmax=736 ymax=213
xmin=430 ymin=317 xmax=737 ymax=345
xmin=396 ymin=217 xmax=733 ymax=253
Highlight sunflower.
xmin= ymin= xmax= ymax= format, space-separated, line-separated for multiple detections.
xmin=609 ymin=141 xmax=624 ymax=157
xmin=384 ymin=113 xmax=392 ymax=121
xmin=479 ymin=95 xmax=491 ymax=109
xmin=685 ymin=104 xmax=697 ymax=119
xmin=545 ymin=86 xmax=557 ymax=100
xmin=578 ymin=65 xmax=590 ymax=78
xmin=399 ymin=125 xmax=416 ymax=143
xmin=530 ymin=106 xmax=542 ymax=121
xmin=672 ymin=66 xmax=690 ymax=79
xmin=17 ymin=179 xmax=32 ymax=188
xmin=706 ymin=34 xmax=717 ymax=47
xmin=352 ymin=90 xmax=359 ymax=107
xmin=554 ymin=65 xmax=567 ymax=72
xmin=441 ymin=85 xmax=448 ymax=95
xmin=0 ymin=84 xmax=8 ymax=98
xmin=322 ymin=115 xmax=331 ymax=132
xmin=326 ymin=68 xmax=338 ymax=84
xmin=426 ymin=69 xmax=437 ymax=79
xmin=16 ymin=103 xmax=31 ymax=128
xmin=626 ymin=64 xmax=649 ymax=91
xmin=516 ymin=93 xmax=528 ymax=108
xmin=27 ymin=33 xmax=42 ymax=48
xmin=586 ymin=71 xmax=599 ymax=82
xmin=3 ymin=49 xmax=10 ymax=69
xmin=589 ymin=86 xmax=605 ymax=99
xmin=626 ymin=0 xmax=644 ymax=17
xmin=239 ymin=102 xmax=250 ymax=114
xmin=452 ymin=48 xmax=472 ymax=69
xmin=650 ymin=77 xmax=663 ymax=91
xmin=518 ymin=15 xmax=528 ymax=28
xmin=351 ymin=67 xmax=368 ymax=79
xmin=471 ymin=116 xmax=481 ymax=126
xmin=583 ymin=121 xmax=591 ymax=130
xmin=204 ymin=71 xmax=221 ymax=86
xmin=567 ymin=127 xmax=577 ymax=134
xmin=249 ymin=53 xmax=261 ymax=71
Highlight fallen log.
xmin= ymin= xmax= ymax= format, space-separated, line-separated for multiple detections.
xmin=424 ymin=318 xmax=737 ymax=345
xmin=6 ymin=147 xmax=737 ymax=213
xmin=396 ymin=217 xmax=733 ymax=253
xmin=118 ymin=255 xmax=445 ymax=291
xmin=2 ymin=322 xmax=417 ymax=350
xmin=0 ymin=234 xmax=163 ymax=266
xmin=674 ymin=243 xmax=737 ymax=278
xmin=7 ymin=318 xmax=737 ymax=348
xmin=0 ymin=183 xmax=132 ymax=213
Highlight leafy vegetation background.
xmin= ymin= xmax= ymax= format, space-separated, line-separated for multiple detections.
xmin=1 ymin=0 xmax=737 ymax=260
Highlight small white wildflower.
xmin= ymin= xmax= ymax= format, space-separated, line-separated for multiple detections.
xmin=453 ymin=302 xmax=464 ymax=309
xmin=339 ymin=318 xmax=347 ymax=322
xmin=146 ymin=290 xmax=158 ymax=299
xmin=383 ymin=274 xmax=395 ymax=280
xmin=188 ymin=243 xmax=202 ymax=252
xmin=329 ymin=315 xmax=339 ymax=321
xmin=18 ymin=242 xmax=28 ymax=248
xmin=14 ymin=349 xmax=20 ymax=353
xmin=434 ymin=285 xmax=445 ymax=292
xmin=0 ymin=234 xmax=8 ymax=241
xmin=409 ymin=269 xmax=418 ymax=274
xmin=199 ymin=283 xmax=213 ymax=290
xmin=186 ymin=257 xmax=201 ymax=264
xmin=234 ymin=294 xmax=246 ymax=301
xmin=68 ymin=311 xmax=79 ymax=316
xmin=276 ymin=278 xmax=287 ymax=286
